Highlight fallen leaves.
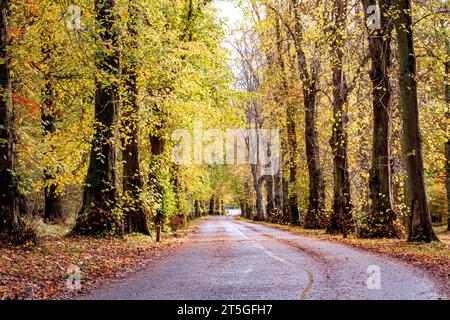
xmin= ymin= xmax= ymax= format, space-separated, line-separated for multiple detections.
xmin=0 ymin=227 xmax=194 ymax=300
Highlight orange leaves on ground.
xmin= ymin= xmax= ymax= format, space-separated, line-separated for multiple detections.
xmin=0 ymin=231 xmax=190 ymax=300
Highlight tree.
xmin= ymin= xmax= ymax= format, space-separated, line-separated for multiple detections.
xmin=291 ymin=0 xmax=325 ymax=228
xmin=41 ymin=32 xmax=63 ymax=223
xmin=77 ymin=0 xmax=120 ymax=231
xmin=446 ymin=58 xmax=450 ymax=231
xmin=121 ymin=1 xmax=150 ymax=234
xmin=273 ymin=12 xmax=300 ymax=224
xmin=148 ymin=101 xmax=167 ymax=228
xmin=444 ymin=36 xmax=450 ymax=231
xmin=272 ymin=13 xmax=289 ymax=220
xmin=361 ymin=0 xmax=398 ymax=238
xmin=327 ymin=0 xmax=352 ymax=235
xmin=393 ymin=0 xmax=438 ymax=241
xmin=0 ymin=0 xmax=21 ymax=235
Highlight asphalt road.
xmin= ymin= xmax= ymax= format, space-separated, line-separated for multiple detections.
xmin=83 ymin=216 xmax=445 ymax=300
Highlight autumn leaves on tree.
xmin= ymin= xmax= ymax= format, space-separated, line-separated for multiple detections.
xmin=234 ymin=0 xmax=446 ymax=241
xmin=0 ymin=0 xmax=448 ymax=244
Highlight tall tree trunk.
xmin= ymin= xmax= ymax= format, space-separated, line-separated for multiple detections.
xmin=79 ymin=0 xmax=119 ymax=218
xmin=209 ymin=197 xmax=214 ymax=216
xmin=220 ymin=198 xmax=224 ymax=215
xmin=41 ymin=94 xmax=63 ymax=223
xmin=445 ymin=60 xmax=450 ymax=231
xmin=41 ymin=35 xmax=63 ymax=223
xmin=292 ymin=0 xmax=325 ymax=228
xmin=244 ymin=181 xmax=252 ymax=219
xmin=251 ymin=161 xmax=264 ymax=220
xmin=239 ymin=199 xmax=245 ymax=218
xmin=194 ymin=199 xmax=201 ymax=218
xmin=327 ymin=0 xmax=352 ymax=235
xmin=273 ymin=168 xmax=283 ymax=211
xmin=275 ymin=13 xmax=299 ymax=224
xmin=362 ymin=0 xmax=397 ymax=238
xmin=303 ymin=81 xmax=326 ymax=229
xmin=214 ymin=196 xmax=220 ymax=215
xmin=149 ymin=116 xmax=166 ymax=226
xmin=286 ymin=112 xmax=300 ymax=225
xmin=393 ymin=0 xmax=438 ymax=241
xmin=121 ymin=1 xmax=149 ymax=235
xmin=264 ymin=176 xmax=275 ymax=216
xmin=0 ymin=0 xmax=21 ymax=234
xmin=249 ymin=125 xmax=263 ymax=219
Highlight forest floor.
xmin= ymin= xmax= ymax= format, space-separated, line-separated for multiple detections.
xmin=238 ymin=218 xmax=449 ymax=292
xmin=0 ymin=220 xmax=199 ymax=300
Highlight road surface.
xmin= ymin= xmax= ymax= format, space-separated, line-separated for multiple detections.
xmin=83 ymin=216 xmax=446 ymax=300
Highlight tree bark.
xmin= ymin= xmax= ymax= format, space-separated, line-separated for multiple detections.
xmin=273 ymin=169 xmax=283 ymax=211
xmin=274 ymin=13 xmax=299 ymax=224
xmin=194 ymin=199 xmax=201 ymax=218
xmin=244 ymin=181 xmax=252 ymax=219
xmin=220 ymin=198 xmax=224 ymax=215
xmin=264 ymin=175 xmax=275 ymax=216
xmin=214 ymin=195 xmax=220 ymax=215
xmin=252 ymin=162 xmax=264 ymax=220
xmin=361 ymin=0 xmax=397 ymax=238
xmin=121 ymin=1 xmax=149 ymax=235
xmin=79 ymin=0 xmax=120 ymax=218
xmin=327 ymin=0 xmax=352 ymax=235
xmin=0 ymin=0 xmax=21 ymax=234
xmin=42 ymin=109 xmax=63 ymax=223
xmin=445 ymin=59 xmax=450 ymax=231
xmin=209 ymin=197 xmax=214 ymax=216
xmin=149 ymin=115 xmax=166 ymax=226
xmin=393 ymin=0 xmax=438 ymax=241
xmin=292 ymin=0 xmax=325 ymax=228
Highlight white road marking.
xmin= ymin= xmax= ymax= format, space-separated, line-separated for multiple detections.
xmin=229 ymin=222 xmax=314 ymax=300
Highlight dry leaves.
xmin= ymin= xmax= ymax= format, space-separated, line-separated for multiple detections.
xmin=0 ymin=229 xmax=192 ymax=300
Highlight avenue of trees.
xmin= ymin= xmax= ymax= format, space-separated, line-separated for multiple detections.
xmin=233 ymin=0 xmax=448 ymax=242
xmin=0 ymin=0 xmax=448 ymax=244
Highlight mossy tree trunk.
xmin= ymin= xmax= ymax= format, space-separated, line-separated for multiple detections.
xmin=292 ymin=0 xmax=325 ymax=228
xmin=393 ymin=0 xmax=438 ymax=241
xmin=264 ymin=176 xmax=275 ymax=217
xmin=444 ymin=58 xmax=449 ymax=231
xmin=209 ymin=197 xmax=214 ymax=216
xmin=274 ymin=7 xmax=299 ymax=224
xmin=79 ymin=0 xmax=120 ymax=220
xmin=121 ymin=1 xmax=149 ymax=235
xmin=0 ymin=0 xmax=21 ymax=234
xmin=327 ymin=0 xmax=352 ymax=235
xmin=362 ymin=0 xmax=398 ymax=238
xmin=149 ymin=117 xmax=166 ymax=227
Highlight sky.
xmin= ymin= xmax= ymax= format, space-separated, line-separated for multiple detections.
xmin=212 ymin=0 xmax=245 ymax=31
xmin=212 ymin=0 xmax=246 ymax=65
